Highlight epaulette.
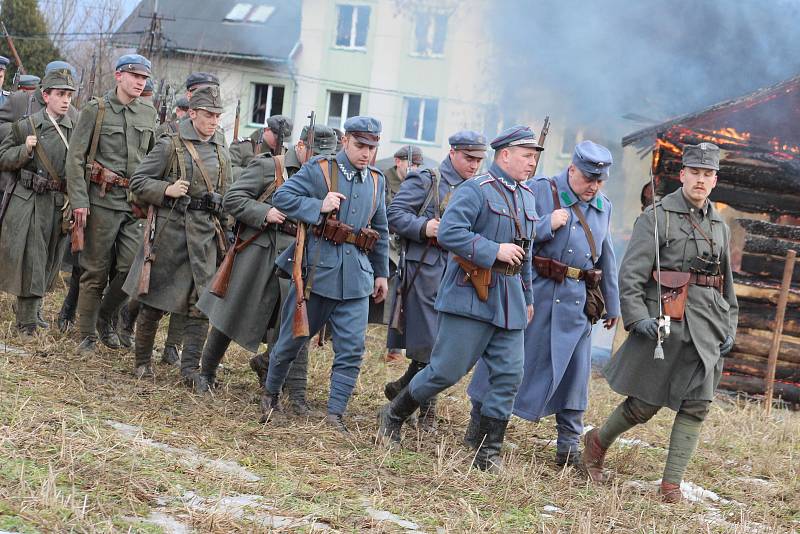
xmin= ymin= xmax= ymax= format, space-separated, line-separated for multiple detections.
xmin=477 ymin=174 xmax=494 ymax=186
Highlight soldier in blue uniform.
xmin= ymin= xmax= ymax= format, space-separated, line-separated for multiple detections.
xmin=468 ymin=141 xmax=621 ymax=466
xmin=378 ymin=126 xmax=539 ymax=473
xmin=260 ymin=115 xmax=389 ymax=432
xmin=383 ymin=130 xmax=487 ymax=432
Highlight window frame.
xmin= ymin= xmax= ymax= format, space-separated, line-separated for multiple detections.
xmin=410 ymin=11 xmax=448 ymax=58
xmin=402 ymin=96 xmax=439 ymax=144
xmin=326 ymin=90 xmax=362 ymax=130
xmin=249 ymin=82 xmax=285 ymax=128
xmin=334 ymin=4 xmax=370 ymax=50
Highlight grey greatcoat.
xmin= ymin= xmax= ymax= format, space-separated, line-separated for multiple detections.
xmin=196 ymin=154 xmax=283 ymax=352
xmin=123 ymin=119 xmax=231 ymax=315
xmin=0 ymin=110 xmax=72 ymax=296
xmin=385 ymin=155 xmax=464 ymax=361
xmin=603 ymin=189 xmax=738 ymax=410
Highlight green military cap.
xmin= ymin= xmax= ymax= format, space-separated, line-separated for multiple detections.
xmin=189 ymin=85 xmax=224 ymax=113
xmin=41 ymin=69 xmax=76 ymax=92
xmin=682 ymin=142 xmax=720 ymax=171
xmin=300 ymin=124 xmax=337 ymax=155
xmin=267 ymin=114 xmax=293 ymax=137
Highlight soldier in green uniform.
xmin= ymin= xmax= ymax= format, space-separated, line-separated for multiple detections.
xmin=0 ymin=69 xmax=75 ymax=334
xmin=0 ymin=56 xmax=9 ymax=107
xmin=196 ymin=125 xmax=337 ymax=399
xmin=229 ymin=115 xmax=292 ymax=180
xmin=583 ymin=143 xmax=738 ymax=503
xmin=66 ymin=54 xmax=157 ymax=354
xmin=122 ymin=86 xmax=231 ymax=383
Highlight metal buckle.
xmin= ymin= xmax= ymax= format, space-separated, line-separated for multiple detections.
xmin=566 ymin=266 xmax=582 ymax=279
xmin=504 ymin=263 xmax=516 ymax=276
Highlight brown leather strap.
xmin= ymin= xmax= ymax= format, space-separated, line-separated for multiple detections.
xmin=488 ymin=177 xmax=523 ymax=238
xmin=87 ymin=97 xmax=105 ymax=171
xmin=182 ymin=138 xmax=216 ymax=193
xmin=570 ymin=204 xmax=598 ymax=264
xmin=686 ymin=211 xmax=716 ymax=253
xmin=548 ymin=178 xmax=561 ymax=208
xmin=28 ymin=116 xmax=63 ymax=185
xmin=273 ymin=154 xmax=286 ymax=189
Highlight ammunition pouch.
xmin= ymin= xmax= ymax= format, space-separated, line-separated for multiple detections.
xmin=201 ymin=191 xmax=224 ymax=216
xmin=88 ymin=162 xmax=129 ymax=197
xmin=534 ymin=256 xmax=567 ymax=283
xmin=584 ymin=268 xmax=603 ymax=290
xmin=164 ymin=192 xmax=223 ymax=216
xmin=313 ymin=218 xmax=379 ymax=253
xmin=19 ymin=169 xmax=65 ymax=194
xmin=275 ymin=220 xmax=298 ymax=237
xmin=354 ymin=227 xmax=379 ymax=252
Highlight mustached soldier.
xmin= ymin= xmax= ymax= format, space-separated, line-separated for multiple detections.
xmin=122 ymin=86 xmax=231 ymax=383
xmin=383 ymin=131 xmax=487 ymax=431
xmin=65 ymin=54 xmax=157 ymax=354
xmin=197 ymin=125 xmax=338 ymax=401
xmin=0 ymin=69 xmax=75 ymax=334
xmin=585 ymin=143 xmax=738 ymax=503
xmin=378 ymin=126 xmax=538 ymax=473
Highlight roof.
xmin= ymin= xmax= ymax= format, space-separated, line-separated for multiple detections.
xmin=622 ymin=74 xmax=800 ymax=148
xmin=114 ymin=0 xmax=301 ymax=63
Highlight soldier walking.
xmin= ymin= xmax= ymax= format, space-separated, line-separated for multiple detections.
xmin=65 ymin=54 xmax=157 ymax=354
xmin=384 ymin=131 xmax=487 ymax=432
xmin=197 ymin=124 xmax=338 ymax=406
xmin=122 ymin=86 xmax=231 ymax=383
xmin=260 ymin=116 xmax=389 ymax=432
xmin=230 ymin=115 xmax=292 ymax=179
xmin=584 ymin=143 xmax=738 ymax=503
xmin=468 ymin=141 xmax=620 ymax=466
xmin=0 ymin=69 xmax=76 ymax=334
xmin=378 ymin=126 xmax=539 ymax=473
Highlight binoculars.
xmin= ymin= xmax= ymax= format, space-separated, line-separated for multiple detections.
xmin=690 ymin=251 xmax=720 ymax=276
xmin=514 ymin=237 xmax=531 ymax=256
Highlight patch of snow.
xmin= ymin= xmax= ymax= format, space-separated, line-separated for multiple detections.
xmin=0 ymin=342 xmax=27 ymax=355
xmin=124 ymin=512 xmax=190 ymax=534
xmin=362 ymin=498 xmax=421 ymax=531
xmin=542 ymin=505 xmax=562 ymax=513
xmin=107 ymin=420 xmax=261 ymax=482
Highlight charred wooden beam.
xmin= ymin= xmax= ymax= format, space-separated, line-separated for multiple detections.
xmin=732 ymin=330 xmax=800 ymax=364
xmin=743 ymin=236 xmax=800 ymax=257
xmin=723 ymin=356 xmax=800 ymax=381
xmin=740 ymin=252 xmax=800 ymax=281
xmin=718 ymin=374 xmax=800 ymax=405
xmin=737 ymin=219 xmax=800 ymax=241
xmin=737 ymin=299 xmax=800 ymax=337
xmin=734 ymin=276 xmax=800 ymax=305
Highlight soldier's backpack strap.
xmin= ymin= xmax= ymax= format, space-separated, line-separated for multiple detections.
xmin=182 ymin=138 xmax=217 ymax=194
xmin=169 ymin=133 xmax=187 ymax=181
xmin=273 ymin=154 xmax=287 ymax=189
xmin=368 ymin=168 xmax=379 ymax=224
xmin=547 ymin=178 xmax=561 ymax=209
xmin=417 ymin=168 xmax=441 ymax=217
xmin=87 ymin=96 xmax=107 ymax=173
xmin=317 ymin=157 xmax=339 ymax=220
xmin=27 ymin=116 xmax=62 ymax=183
xmin=571 ymin=204 xmax=598 ymax=265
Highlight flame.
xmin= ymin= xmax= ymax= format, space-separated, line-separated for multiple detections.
xmin=658 ymin=125 xmax=800 ymax=161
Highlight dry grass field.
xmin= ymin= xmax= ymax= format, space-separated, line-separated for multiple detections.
xmin=0 ymin=287 xmax=798 ymax=533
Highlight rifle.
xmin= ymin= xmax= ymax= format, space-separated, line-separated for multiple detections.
xmin=137 ymin=205 xmax=156 ymax=296
xmin=233 ymin=99 xmax=241 ymax=140
xmin=1 ymin=22 xmax=25 ymax=76
xmin=305 ymin=111 xmax=315 ymax=162
xmin=388 ymin=145 xmax=412 ymax=333
xmin=86 ymin=53 xmax=97 ymax=101
xmin=292 ymin=222 xmax=310 ymax=338
xmin=157 ymin=84 xmax=169 ymax=125
xmin=531 ymin=116 xmax=550 ymax=177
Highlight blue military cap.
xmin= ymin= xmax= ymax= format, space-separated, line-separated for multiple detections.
xmin=449 ymin=130 xmax=487 ymax=158
xmin=141 ymin=78 xmax=154 ymax=96
xmin=45 ymin=60 xmax=77 ymax=77
xmin=490 ymin=125 xmax=543 ymax=151
xmin=115 ymin=54 xmax=151 ymax=76
xmin=344 ymin=115 xmax=382 ymax=146
xmin=572 ymin=140 xmax=613 ymax=180
xmin=18 ymin=75 xmax=41 ymax=89
xmin=185 ymin=72 xmax=220 ymax=91
xmin=0 ymin=56 xmax=8 ymax=70
xmin=175 ymin=96 xmax=190 ymax=109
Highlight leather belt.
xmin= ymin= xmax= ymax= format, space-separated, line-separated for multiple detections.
xmin=273 ymin=220 xmax=298 ymax=237
xmin=19 ymin=174 xmax=66 ymax=193
xmin=689 ymin=272 xmax=723 ymax=291
xmin=89 ymin=162 xmax=129 ymax=194
xmin=491 ymin=260 xmax=523 ymax=276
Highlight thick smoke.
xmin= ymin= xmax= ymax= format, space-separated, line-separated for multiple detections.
xmin=490 ymin=0 xmax=800 ymax=138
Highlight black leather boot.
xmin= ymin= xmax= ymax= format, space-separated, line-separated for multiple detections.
xmin=463 ymin=401 xmax=482 ymax=449
xmin=259 ymin=390 xmax=286 ymax=424
xmin=57 ymin=266 xmax=80 ymax=332
xmin=199 ymin=327 xmax=230 ymax=388
xmin=180 ymin=316 xmax=208 ymax=388
xmin=473 ymin=416 xmax=509 ymax=474
xmin=384 ymin=360 xmax=424 ymax=401
xmin=133 ymin=305 xmax=161 ymax=377
xmin=377 ymin=387 xmax=420 ymax=447
xmin=418 ymin=395 xmax=438 ymax=433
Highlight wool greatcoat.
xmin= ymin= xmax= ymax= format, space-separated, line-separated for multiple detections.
xmin=196 ymin=153 xmax=283 ymax=351
xmin=603 ymin=188 xmax=738 ymax=410
xmin=123 ymin=119 xmax=231 ymax=315
xmin=468 ymin=170 xmax=620 ymax=420
xmin=0 ymin=109 xmax=72 ymax=297
xmin=385 ymin=155 xmax=465 ymax=362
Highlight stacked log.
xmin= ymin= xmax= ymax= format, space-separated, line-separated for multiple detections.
xmin=720 ymin=220 xmax=800 ymax=406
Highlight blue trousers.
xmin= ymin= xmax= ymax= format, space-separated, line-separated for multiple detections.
xmin=265 ymin=285 xmax=368 ymax=415
xmin=409 ymin=312 xmax=524 ymax=420
xmin=555 ymin=409 xmax=584 ymax=454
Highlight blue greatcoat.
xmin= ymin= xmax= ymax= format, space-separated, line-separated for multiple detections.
xmin=385 ymin=155 xmax=464 ymax=361
xmin=407 ymin=162 xmax=537 ymax=419
xmin=265 ymin=150 xmax=389 ymax=415
xmin=468 ymin=169 xmax=621 ymax=420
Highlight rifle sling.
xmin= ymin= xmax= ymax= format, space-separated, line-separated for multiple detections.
xmin=488 ymin=176 xmax=523 ymax=238
xmin=87 ymin=97 xmax=105 ymax=172
xmin=399 ymin=168 xmax=441 ymax=301
xmin=547 ymin=178 xmax=597 ymax=264
xmin=226 ymin=156 xmax=284 ymax=255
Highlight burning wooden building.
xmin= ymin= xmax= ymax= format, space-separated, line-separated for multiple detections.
xmin=622 ymin=75 xmax=800 ymax=407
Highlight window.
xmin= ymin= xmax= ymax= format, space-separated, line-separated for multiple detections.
xmin=412 ymin=12 xmax=447 ymax=56
xmin=327 ymin=91 xmax=361 ymax=129
xmin=335 ymin=5 xmax=370 ymax=48
xmin=251 ymin=83 xmax=285 ymax=124
xmin=403 ymin=97 xmax=438 ymax=142
xmin=224 ymin=3 xmax=275 ymax=24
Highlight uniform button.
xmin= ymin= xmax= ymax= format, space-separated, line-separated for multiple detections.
xmin=568 ymin=249 xmax=573 ymax=254
xmin=575 ymin=300 xmax=580 ymax=305
xmin=352 ymin=208 xmax=357 ymax=213
xmin=346 ymin=250 xmax=351 ymax=255
xmin=555 ymin=299 xmax=560 ymax=304
xmin=586 ymin=253 xmax=591 ymax=258
xmin=354 ymin=193 xmax=359 ymax=198
xmin=572 ymin=226 xmax=576 ymax=230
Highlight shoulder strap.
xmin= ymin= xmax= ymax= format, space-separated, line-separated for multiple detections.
xmin=87 ymin=97 xmax=106 ymax=169
xmin=182 ymin=138 xmax=216 ymax=193
xmin=417 ymin=168 xmax=440 ymax=217
xmin=170 ymin=134 xmax=187 ymax=181
xmin=547 ymin=178 xmax=561 ymax=208
xmin=488 ymin=178 xmax=523 ymax=238
xmin=273 ymin=154 xmax=286 ymax=188
xmin=28 ymin=116 xmax=62 ymax=183
xmin=369 ymin=169 xmax=379 ymax=221
xmin=570 ymin=205 xmax=598 ymax=264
